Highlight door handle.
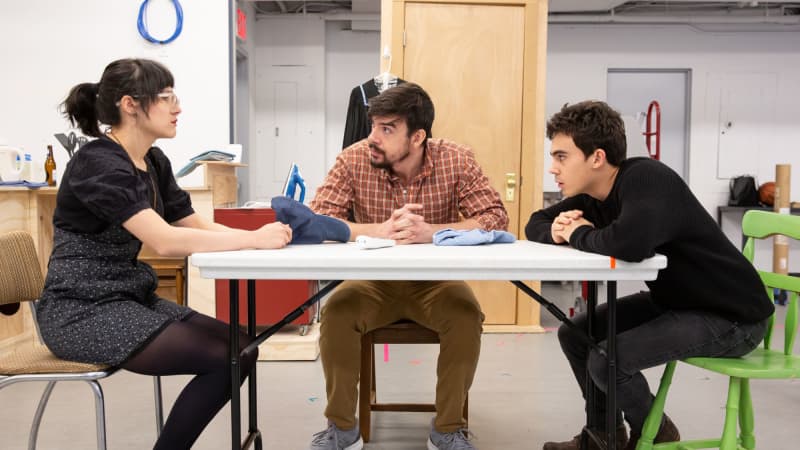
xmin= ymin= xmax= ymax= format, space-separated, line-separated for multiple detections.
xmin=505 ymin=173 xmax=516 ymax=202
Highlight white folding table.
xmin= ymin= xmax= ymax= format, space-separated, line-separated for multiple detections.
xmin=191 ymin=240 xmax=667 ymax=450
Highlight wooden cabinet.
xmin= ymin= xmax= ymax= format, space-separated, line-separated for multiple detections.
xmin=213 ymin=208 xmax=318 ymax=328
xmin=381 ymin=0 xmax=548 ymax=330
xmin=0 ymin=161 xmax=242 ymax=356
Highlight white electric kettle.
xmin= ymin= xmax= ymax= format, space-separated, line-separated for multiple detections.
xmin=0 ymin=145 xmax=23 ymax=182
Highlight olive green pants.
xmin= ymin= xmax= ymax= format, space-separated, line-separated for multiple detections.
xmin=320 ymin=280 xmax=484 ymax=433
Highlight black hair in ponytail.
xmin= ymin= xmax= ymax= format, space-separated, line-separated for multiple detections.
xmin=61 ymin=58 xmax=174 ymax=138
xmin=62 ymin=82 xmax=102 ymax=137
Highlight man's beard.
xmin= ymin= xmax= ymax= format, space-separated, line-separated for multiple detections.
xmin=369 ymin=143 xmax=410 ymax=170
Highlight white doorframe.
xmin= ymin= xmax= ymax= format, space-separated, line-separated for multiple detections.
xmin=235 ymin=47 xmax=251 ymax=202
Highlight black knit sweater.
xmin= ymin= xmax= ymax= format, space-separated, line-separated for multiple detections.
xmin=526 ymin=157 xmax=773 ymax=323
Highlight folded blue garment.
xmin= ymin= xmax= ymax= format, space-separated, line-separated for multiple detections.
xmin=432 ymin=228 xmax=516 ymax=246
xmin=271 ymin=196 xmax=351 ymax=244
xmin=0 ymin=180 xmax=49 ymax=188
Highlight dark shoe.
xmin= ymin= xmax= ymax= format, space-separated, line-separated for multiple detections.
xmin=625 ymin=415 xmax=680 ymax=450
xmin=543 ymin=426 xmax=628 ymax=450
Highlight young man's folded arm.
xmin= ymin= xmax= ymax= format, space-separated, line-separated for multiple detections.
xmin=568 ymin=199 xmax=670 ymax=262
xmin=525 ymin=196 xmax=587 ymax=244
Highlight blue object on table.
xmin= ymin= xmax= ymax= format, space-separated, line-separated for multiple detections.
xmin=282 ymin=163 xmax=306 ymax=203
xmin=433 ymin=228 xmax=516 ymax=246
xmin=271 ymin=196 xmax=350 ymax=244
xmin=0 ymin=180 xmax=49 ymax=189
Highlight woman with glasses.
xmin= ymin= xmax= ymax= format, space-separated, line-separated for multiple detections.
xmin=35 ymin=58 xmax=292 ymax=450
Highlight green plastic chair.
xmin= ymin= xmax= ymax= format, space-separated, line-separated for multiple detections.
xmin=636 ymin=210 xmax=800 ymax=450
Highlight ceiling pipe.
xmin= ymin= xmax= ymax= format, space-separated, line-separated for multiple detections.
xmin=548 ymin=14 xmax=800 ymax=25
xmin=255 ymin=12 xmax=380 ymax=21
xmin=321 ymin=12 xmax=379 ymax=21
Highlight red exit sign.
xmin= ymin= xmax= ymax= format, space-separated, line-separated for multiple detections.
xmin=237 ymin=8 xmax=247 ymax=41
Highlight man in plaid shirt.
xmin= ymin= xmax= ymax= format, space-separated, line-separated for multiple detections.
xmin=308 ymin=83 xmax=508 ymax=450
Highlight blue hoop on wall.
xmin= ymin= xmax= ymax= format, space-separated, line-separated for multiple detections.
xmin=137 ymin=0 xmax=184 ymax=45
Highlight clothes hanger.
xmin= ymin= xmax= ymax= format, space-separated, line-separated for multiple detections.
xmin=373 ymin=46 xmax=398 ymax=93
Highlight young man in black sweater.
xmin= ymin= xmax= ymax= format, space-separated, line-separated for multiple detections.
xmin=526 ymin=101 xmax=773 ymax=450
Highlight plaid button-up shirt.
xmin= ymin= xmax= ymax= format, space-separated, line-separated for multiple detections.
xmin=310 ymin=138 xmax=508 ymax=231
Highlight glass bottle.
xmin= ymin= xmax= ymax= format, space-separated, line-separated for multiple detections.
xmin=45 ymin=145 xmax=57 ymax=186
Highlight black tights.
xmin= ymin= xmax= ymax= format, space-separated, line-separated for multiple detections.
xmin=121 ymin=313 xmax=258 ymax=450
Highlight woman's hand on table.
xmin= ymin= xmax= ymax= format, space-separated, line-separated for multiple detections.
xmin=255 ymin=222 xmax=293 ymax=248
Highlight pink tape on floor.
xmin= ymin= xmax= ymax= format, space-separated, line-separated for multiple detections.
xmin=384 ymin=343 xmax=389 ymax=362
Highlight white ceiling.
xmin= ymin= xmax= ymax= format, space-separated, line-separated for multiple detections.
xmin=550 ymin=0 xmax=800 ymax=13
xmin=247 ymin=1 xmax=800 ymax=28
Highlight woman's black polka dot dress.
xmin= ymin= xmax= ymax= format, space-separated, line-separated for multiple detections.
xmin=36 ymin=138 xmax=195 ymax=366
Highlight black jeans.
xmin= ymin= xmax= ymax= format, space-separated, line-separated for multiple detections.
xmin=559 ymin=291 xmax=768 ymax=434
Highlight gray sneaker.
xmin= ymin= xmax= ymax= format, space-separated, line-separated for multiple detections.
xmin=427 ymin=426 xmax=476 ymax=450
xmin=309 ymin=422 xmax=363 ymax=450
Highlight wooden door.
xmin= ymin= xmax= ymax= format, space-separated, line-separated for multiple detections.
xmin=384 ymin=0 xmax=548 ymax=329
xmin=403 ymin=3 xmax=523 ymax=324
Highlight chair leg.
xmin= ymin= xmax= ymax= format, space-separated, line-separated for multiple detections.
xmin=359 ymin=334 xmax=372 ymax=443
xmin=371 ymin=346 xmax=377 ymax=403
xmin=86 ymin=380 xmax=108 ymax=450
xmin=28 ymin=377 xmax=159 ymax=450
xmin=28 ymin=381 xmax=56 ymax=450
xmin=154 ymin=376 xmax=165 ymax=436
xmin=738 ymin=378 xmax=755 ymax=450
xmin=720 ymin=377 xmax=741 ymax=450
xmin=637 ymin=361 xmax=677 ymax=450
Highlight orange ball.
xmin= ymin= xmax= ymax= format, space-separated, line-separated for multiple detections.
xmin=758 ymin=182 xmax=776 ymax=206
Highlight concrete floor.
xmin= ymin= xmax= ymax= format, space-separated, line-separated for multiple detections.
xmin=1 ymin=283 xmax=798 ymax=449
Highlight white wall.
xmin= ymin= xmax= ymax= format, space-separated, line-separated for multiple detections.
xmin=236 ymin=1 xmax=258 ymax=202
xmin=250 ymin=20 xmax=800 ymax=217
xmin=249 ymin=16 xmax=379 ymax=203
xmin=324 ymin=22 xmax=381 ymax=170
xmin=14 ymin=5 xmax=792 ymax=219
xmin=251 ymin=17 xmax=326 ymax=203
xmin=0 ymin=0 xmax=230 ymax=188
xmin=545 ymin=25 xmax=800 ymax=216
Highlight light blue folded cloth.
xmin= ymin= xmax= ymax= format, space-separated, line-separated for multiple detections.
xmin=433 ymin=228 xmax=516 ymax=246
xmin=0 ymin=180 xmax=49 ymax=189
